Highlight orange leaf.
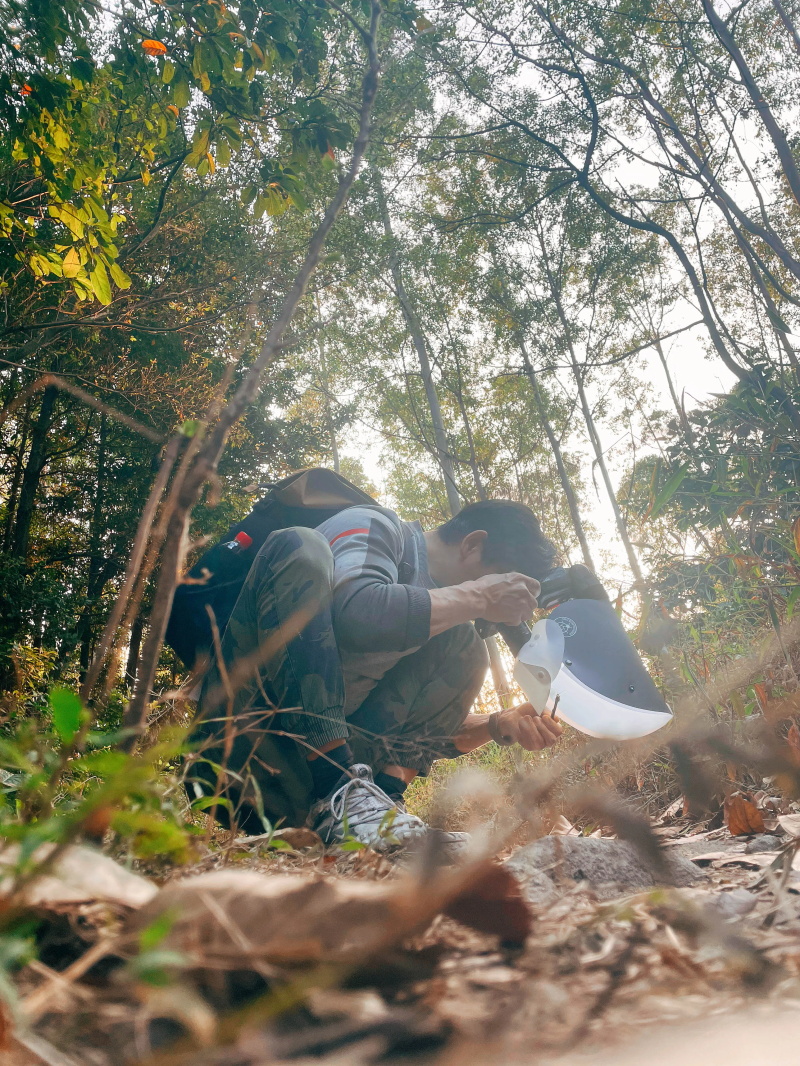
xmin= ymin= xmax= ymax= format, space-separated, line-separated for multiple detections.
xmin=725 ymin=791 xmax=766 ymax=836
xmin=753 ymin=682 xmax=769 ymax=710
xmin=787 ymin=722 xmax=800 ymax=765
xmin=793 ymin=514 xmax=800 ymax=558
xmin=20 ymin=83 xmax=32 ymax=96
xmin=82 ymin=805 xmax=113 ymax=840
xmin=166 ymin=104 xmax=180 ymax=116
xmin=141 ymin=38 xmax=167 ymax=56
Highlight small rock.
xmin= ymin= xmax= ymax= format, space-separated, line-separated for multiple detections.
xmin=710 ymin=888 xmax=758 ymax=920
xmin=505 ymin=836 xmax=702 ymax=903
xmin=744 ymin=834 xmax=783 ymax=853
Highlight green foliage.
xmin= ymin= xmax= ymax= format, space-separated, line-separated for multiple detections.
xmin=0 ymin=0 xmax=355 ymax=303
xmin=48 ymin=685 xmax=83 ymax=743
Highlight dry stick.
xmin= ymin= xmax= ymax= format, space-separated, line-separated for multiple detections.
xmin=22 ymin=938 xmax=117 ymax=1024
xmin=204 ymin=605 xmax=236 ymax=840
xmin=87 ymin=292 xmax=263 ymax=702
xmin=121 ymin=3 xmax=383 ymax=748
xmin=80 ymin=433 xmax=184 ymax=700
xmin=0 ymin=372 xmax=162 ymax=441
xmin=107 ymin=361 xmax=243 ymax=697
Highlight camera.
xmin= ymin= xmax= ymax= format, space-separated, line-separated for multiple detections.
xmin=475 ymin=564 xmax=608 ymax=655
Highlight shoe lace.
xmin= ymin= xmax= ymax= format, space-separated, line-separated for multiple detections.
xmin=329 ymin=774 xmax=394 ymax=824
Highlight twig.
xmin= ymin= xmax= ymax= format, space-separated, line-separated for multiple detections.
xmin=0 ymin=373 xmax=163 ymax=441
xmin=22 ymin=939 xmax=116 ymax=1023
xmin=80 ymin=433 xmax=184 ymax=700
xmin=121 ymin=0 xmax=384 ymax=747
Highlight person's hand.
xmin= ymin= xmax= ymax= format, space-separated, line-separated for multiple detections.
xmin=471 ymin=572 xmax=540 ymax=625
xmin=497 ymin=702 xmax=562 ymax=751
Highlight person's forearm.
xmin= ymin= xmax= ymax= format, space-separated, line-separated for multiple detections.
xmin=451 ymin=712 xmax=492 ymax=753
xmin=428 ymin=582 xmax=484 ymax=637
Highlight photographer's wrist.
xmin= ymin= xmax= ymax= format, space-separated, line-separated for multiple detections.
xmin=488 ymin=710 xmax=514 ymax=746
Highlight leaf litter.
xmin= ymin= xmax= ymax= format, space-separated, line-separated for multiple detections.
xmin=7 ymin=726 xmax=800 ymax=1064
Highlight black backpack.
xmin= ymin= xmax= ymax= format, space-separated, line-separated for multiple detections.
xmin=165 ymin=467 xmax=377 ymax=670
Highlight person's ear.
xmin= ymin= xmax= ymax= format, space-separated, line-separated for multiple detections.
xmin=460 ymin=529 xmax=488 ymax=565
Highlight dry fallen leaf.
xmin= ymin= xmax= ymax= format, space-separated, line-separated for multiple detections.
xmin=125 ymin=864 xmax=534 ymax=969
xmin=235 ymin=827 xmax=322 ymax=850
xmin=0 ymin=844 xmax=156 ymax=909
xmin=724 ymin=792 xmax=766 ymax=836
xmin=125 ymin=872 xmax=402 ymax=966
xmin=778 ymin=813 xmax=800 ymax=838
xmin=550 ymin=814 xmax=580 ymax=836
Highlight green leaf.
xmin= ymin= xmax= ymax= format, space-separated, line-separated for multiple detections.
xmin=109 ymin=261 xmax=131 ymax=289
xmin=338 ymin=838 xmax=368 ymax=851
xmin=647 ymin=465 xmax=687 ymax=520
xmin=215 ymin=136 xmax=231 ymax=167
xmin=179 ymin=418 xmax=201 ymax=437
xmin=90 ymin=260 xmax=112 ymax=305
xmin=127 ymin=948 xmax=187 ymax=987
xmin=287 ymin=187 xmax=308 ymax=212
xmin=48 ymin=687 xmax=84 ymax=744
xmin=787 ymin=585 xmax=800 ymax=621
xmin=162 ymin=59 xmax=175 ymax=85
xmin=138 ymin=910 xmax=176 ymax=951
xmin=190 ymin=794 xmax=233 ymax=812
xmin=172 ymin=77 xmax=190 ymax=108
xmin=62 ymin=246 xmax=80 ymax=278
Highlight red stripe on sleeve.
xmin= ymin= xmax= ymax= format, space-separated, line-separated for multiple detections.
xmin=328 ymin=527 xmax=370 ymax=547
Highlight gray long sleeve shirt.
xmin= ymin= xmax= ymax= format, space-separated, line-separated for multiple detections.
xmin=315 ymin=505 xmax=435 ymax=714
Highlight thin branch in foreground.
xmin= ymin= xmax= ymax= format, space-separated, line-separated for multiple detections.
xmin=121 ymin=1 xmax=384 ymax=747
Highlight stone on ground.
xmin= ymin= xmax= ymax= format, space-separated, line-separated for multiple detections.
xmin=505 ymin=836 xmax=702 ymax=904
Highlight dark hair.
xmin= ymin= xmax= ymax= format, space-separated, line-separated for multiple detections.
xmin=436 ymin=500 xmax=557 ymax=579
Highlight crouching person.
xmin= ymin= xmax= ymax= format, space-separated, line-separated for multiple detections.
xmin=189 ymin=499 xmax=563 ymax=850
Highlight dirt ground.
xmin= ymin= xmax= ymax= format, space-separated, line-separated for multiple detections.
xmin=7 ymin=795 xmax=800 ymax=1066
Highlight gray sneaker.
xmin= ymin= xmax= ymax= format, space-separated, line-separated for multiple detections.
xmin=308 ymin=764 xmax=469 ymax=855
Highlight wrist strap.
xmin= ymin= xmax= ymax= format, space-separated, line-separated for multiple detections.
xmin=488 ymin=711 xmax=513 ymax=747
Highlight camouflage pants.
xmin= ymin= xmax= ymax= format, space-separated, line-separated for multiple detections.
xmin=191 ymin=527 xmax=488 ymax=832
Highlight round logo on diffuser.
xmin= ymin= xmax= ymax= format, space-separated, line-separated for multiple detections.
xmin=555 ymin=616 xmax=577 ymax=638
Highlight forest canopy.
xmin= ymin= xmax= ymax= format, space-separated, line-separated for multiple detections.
xmin=1 ymin=0 xmax=798 ymax=715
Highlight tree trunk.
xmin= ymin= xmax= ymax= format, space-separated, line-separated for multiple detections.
xmin=79 ymin=414 xmax=108 ymax=678
xmin=772 ymin=0 xmax=800 ymax=53
xmin=447 ymin=354 xmax=514 ymax=707
xmin=10 ymin=385 xmax=57 ymax=562
xmin=374 ymin=172 xmax=462 ymax=515
xmin=534 ymin=224 xmax=644 ymax=587
xmin=571 ymin=363 xmax=645 ymax=587
xmin=518 ymin=340 xmax=596 ymax=571
xmin=1 ymin=407 xmax=30 ymax=553
xmin=125 ymin=614 xmax=144 ymax=690
xmin=317 ymin=316 xmax=340 ymax=472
